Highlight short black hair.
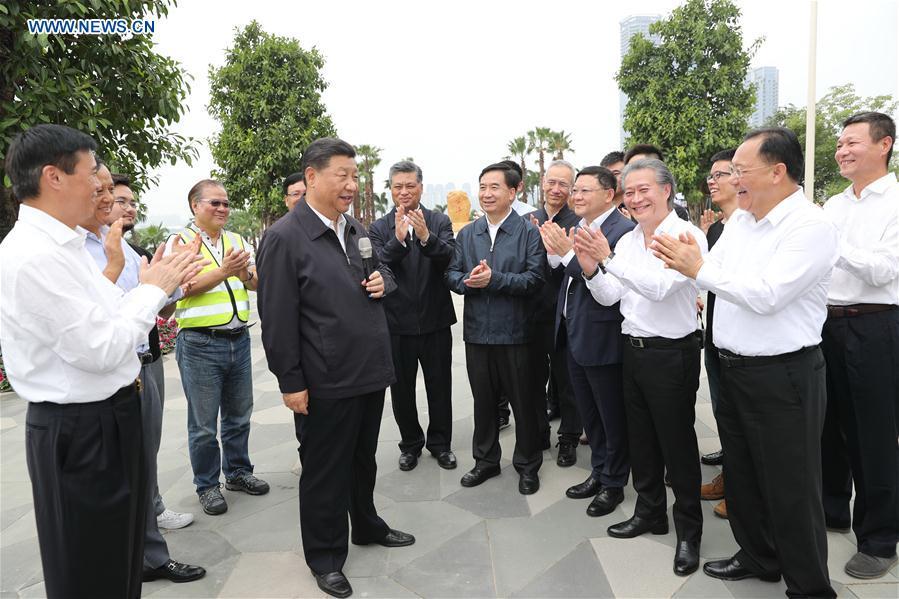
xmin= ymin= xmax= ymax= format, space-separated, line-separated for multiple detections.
xmin=111 ymin=173 xmax=131 ymax=188
xmin=576 ymin=166 xmax=617 ymax=191
xmin=480 ymin=162 xmax=521 ymax=189
xmin=282 ymin=171 xmax=305 ymax=196
xmin=5 ymin=124 xmax=97 ymax=201
xmin=600 ymin=151 xmax=625 ymax=167
xmin=624 ymin=144 xmax=664 ymax=164
xmin=497 ymin=159 xmax=523 ymax=178
xmin=843 ymin=111 xmax=895 ymax=166
xmin=743 ymin=127 xmax=804 ymax=184
xmin=709 ymin=149 xmax=736 ymax=165
xmin=300 ymin=137 xmax=355 ymax=174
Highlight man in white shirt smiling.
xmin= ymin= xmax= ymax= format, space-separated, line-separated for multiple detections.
xmin=820 ymin=111 xmax=899 ymax=580
xmin=574 ymin=158 xmax=707 ymax=577
xmin=0 ymin=124 xmax=202 ymax=598
xmin=654 ymin=128 xmax=838 ymax=598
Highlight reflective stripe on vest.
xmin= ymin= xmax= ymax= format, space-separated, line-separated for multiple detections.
xmin=175 ymin=227 xmax=251 ymax=329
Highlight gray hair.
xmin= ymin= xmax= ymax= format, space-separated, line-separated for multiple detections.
xmin=545 ymin=159 xmax=576 ymax=183
xmin=620 ymin=158 xmax=677 ymax=209
xmin=388 ymin=160 xmax=423 ymax=184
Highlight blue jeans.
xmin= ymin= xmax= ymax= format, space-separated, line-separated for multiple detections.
xmin=176 ymin=328 xmax=255 ymax=494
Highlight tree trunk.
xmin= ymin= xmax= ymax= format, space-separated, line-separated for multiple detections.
xmin=519 ymin=156 xmax=528 ymax=203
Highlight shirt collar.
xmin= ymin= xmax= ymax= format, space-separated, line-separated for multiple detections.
xmin=307 ymin=202 xmax=345 ymax=230
xmin=762 ymin=188 xmax=807 ymax=227
xmin=17 ymin=204 xmax=85 ymax=247
xmin=487 ymin=209 xmax=514 ymax=230
xmin=843 ymin=171 xmax=897 ymax=201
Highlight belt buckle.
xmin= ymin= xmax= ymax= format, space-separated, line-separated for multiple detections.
xmin=629 ymin=337 xmax=645 ymax=349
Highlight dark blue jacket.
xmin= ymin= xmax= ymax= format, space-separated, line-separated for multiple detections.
xmin=445 ymin=212 xmax=545 ymax=345
xmin=555 ymin=209 xmax=635 ymax=366
xmin=368 ymin=206 xmax=457 ymax=336
xmin=531 ymin=205 xmax=580 ymax=323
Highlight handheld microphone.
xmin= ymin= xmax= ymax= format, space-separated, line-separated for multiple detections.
xmin=357 ymin=237 xmax=377 ymax=281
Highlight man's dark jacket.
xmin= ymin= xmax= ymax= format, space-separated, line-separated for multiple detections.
xmin=256 ymin=200 xmax=396 ymax=400
xmin=445 ymin=212 xmax=544 ymax=345
xmin=555 ymin=208 xmax=635 ymax=366
xmin=531 ymin=204 xmax=580 ymax=323
xmin=368 ymin=206 xmax=456 ymax=335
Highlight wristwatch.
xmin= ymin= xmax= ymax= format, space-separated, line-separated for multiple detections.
xmin=599 ymin=251 xmax=615 ymax=273
xmin=583 ymin=265 xmax=600 ymax=281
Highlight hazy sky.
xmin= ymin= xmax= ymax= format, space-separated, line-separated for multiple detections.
xmin=140 ymin=0 xmax=898 ymax=225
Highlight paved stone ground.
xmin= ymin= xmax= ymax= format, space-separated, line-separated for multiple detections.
xmin=2 ymin=296 xmax=897 ymax=598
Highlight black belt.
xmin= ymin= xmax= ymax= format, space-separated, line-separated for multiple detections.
xmin=826 ymin=304 xmax=896 ymax=319
xmin=186 ymin=326 xmax=249 ymax=338
xmin=137 ymin=351 xmax=155 ymax=365
xmin=718 ymin=345 xmax=817 ymax=368
xmin=626 ymin=331 xmax=702 ymax=350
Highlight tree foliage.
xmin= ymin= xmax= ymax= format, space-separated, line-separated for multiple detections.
xmin=527 ymin=127 xmax=553 ymax=207
xmin=355 ymin=144 xmax=381 ymax=226
xmin=1 ymin=0 xmax=197 ymax=238
xmin=130 ymin=222 xmax=169 ymax=253
xmin=227 ymin=207 xmax=263 ymax=249
xmin=208 ymin=21 xmax=335 ymax=227
xmin=617 ymin=0 xmax=760 ymax=204
xmin=767 ymin=84 xmax=898 ymax=202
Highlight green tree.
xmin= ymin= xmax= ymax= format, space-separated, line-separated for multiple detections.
xmin=506 ymin=136 xmax=530 ymax=203
xmin=767 ymin=83 xmax=898 ymax=202
xmin=227 ymin=207 xmax=263 ymax=249
xmin=617 ymin=0 xmax=760 ymax=205
xmin=133 ymin=223 xmax=169 ymax=254
xmin=1 ymin=0 xmax=198 ymax=239
xmin=355 ymin=144 xmax=382 ymax=226
xmin=208 ymin=21 xmax=335 ymax=228
xmin=550 ymin=130 xmax=573 ymax=160
xmin=527 ymin=127 xmax=553 ymax=208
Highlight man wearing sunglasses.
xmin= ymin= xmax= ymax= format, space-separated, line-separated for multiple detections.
xmin=165 ymin=179 xmax=269 ymax=518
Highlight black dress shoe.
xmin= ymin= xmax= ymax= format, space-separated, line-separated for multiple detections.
xmin=353 ymin=528 xmax=415 ymax=547
xmin=546 ymin=405 xmax=560 ymax=420
xmin=313 ymin=571 xmax=353 ymax=598
xmin=674 ymin=540 xmax=700 ymax=576
xmin=434 ymin=451 xmax=457 ymax=470
xmin=519 ymin=473 xmax=540 ymax=495
xmin=701 ymin=449 xmax=724 ymax=466
xmin=587 ymin=487 xmax=624 ymax=517
xmin=460 ymin=464 xmax=501 ymax=487
xmin=142 ymin=559 xmax=206 ymax=583
xmin=702 ymin=557 xmax=781 ymax=582
xmin=566 ymin=476 xmax=601 ymax=499
xmin=556 ymin=441 xmax=577 ymax=467
xmin=498 ymin=415 xmax=511 ymax=430
xmin=607 ymin=514 xmax=669 ymax=538
xmin=398 ymin=452 xmax=419 ymax=471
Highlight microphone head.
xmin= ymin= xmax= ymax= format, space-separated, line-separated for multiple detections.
xmin=358 ymin=236 xmax=373 ymax=259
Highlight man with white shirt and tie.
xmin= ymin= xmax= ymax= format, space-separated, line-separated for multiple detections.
xmin=654 ymin=127 xmax=838 ymax=598
xmin=572 ymin=158 xmax=706 ymax=577
xmin=820 ymin=111 xmax=898 ymax=580
xmin=0 ymin=124 xmax=202 ymax=598
xmin=540 ymin=166 xmax=634 ymax=516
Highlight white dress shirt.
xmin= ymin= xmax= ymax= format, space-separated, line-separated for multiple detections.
xmin=308 ymin=204 xmax=348 ymax=254
xmin=512 ymin=199 xmax=536 ymax=216
xmin=696 ymin=188 xmax=839 ymax=356
xmin=585 ymin=210 xmax=707 ymax=338
xmin=487 ymin=209 xmax=514 ymax=249
xmin=823 ymin=172 xmax=899 ymax=305
xmin=547 ymin=206 xmax=616 ymax=317
xmin=0 ymin=205 xmax=167 ymax=403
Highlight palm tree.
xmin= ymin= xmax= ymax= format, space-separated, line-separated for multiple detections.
xmin=550 ymin=130 xmax=573 ymax=160
xmin=355 ymin=144 xmax=382 ymax=227
xmin=506 ymin=136 xmax=529 ymax=203
xmin=527 ymin=127 xmax=553 ymax=207
xmin=133 ymin=223 xmax=169 ymax=253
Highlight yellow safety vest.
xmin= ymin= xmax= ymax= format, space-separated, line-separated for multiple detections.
xmin=174 ymin=226 xmax=251 ymax=329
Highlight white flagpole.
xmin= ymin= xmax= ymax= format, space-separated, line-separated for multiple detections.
xmin=805 ymin=0 xmax=818 ymax=200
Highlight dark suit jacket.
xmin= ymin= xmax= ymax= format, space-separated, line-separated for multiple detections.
xmin=256 ymin=200 xmax=396 ymax=400
xmin=445 ymin=212 xmax=544 ymax=345
xmin=368 ymin=206 xmax=457 ymax=336
xmin=531 ymin=205 xmax=580 ymax=323
xmin=555 ymin=209 xmax=636 ymax=367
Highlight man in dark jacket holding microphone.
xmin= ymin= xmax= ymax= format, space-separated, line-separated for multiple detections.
xmin=256 ymin=138 xmax=414 ymax=599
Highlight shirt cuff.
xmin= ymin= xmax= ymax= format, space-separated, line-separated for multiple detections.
xmin=695 ymin=260 xmax=722 ymax=291
xmin=134 ymin=283 xmax=169 ymax=314
xmin=606 ymin=255 xmax=625 ymax=278
xmin=560 ymin=249 xmax=574 ymax=266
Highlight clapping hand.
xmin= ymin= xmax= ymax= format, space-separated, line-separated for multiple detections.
xmin=464 ymin=259 xmax=492 ymax=288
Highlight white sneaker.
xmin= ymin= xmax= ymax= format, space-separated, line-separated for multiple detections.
xmin=156 ymin=509 xmax=194 ymax=530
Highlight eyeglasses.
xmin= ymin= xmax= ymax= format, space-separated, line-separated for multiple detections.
xmin=198 ymin=199 xmax=231 ymax=209
xmin=114 ymin=199 xmax=140 ymax=209
xmin=729 ymin=164 xmax=771 ymax=179
xmin=544 ymin=179 xmax=572 ymax=190
xmin=706 ymin=171 xmax=732 ymax=182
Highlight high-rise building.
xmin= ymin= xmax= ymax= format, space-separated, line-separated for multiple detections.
xmin=746 ymin=66 xmax=779 ymax=128
xmin=619 ymin=15 xmax=662 ymax=146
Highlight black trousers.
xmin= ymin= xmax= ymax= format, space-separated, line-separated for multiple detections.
xmin=821 ymin=309 xmax=899 ymax=558
xmin=25 ymin=386 xmax=147 ymax=599
xmin=466 ymin=343 xmax=543 ymax=476
xmin=295 ymin=390 xmax=391 ymax=574
xmin=623 ymin=336 xmax=702 ymax=544
xmin=389 ymin=328 xmax=453 ymax=455
xmin=533 ymin=319 xmax=581 ymax=444
xmin=719 ymin=346 xmax=835 ymax=598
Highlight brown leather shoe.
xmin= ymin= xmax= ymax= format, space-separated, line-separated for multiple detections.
xmin=701 ymin=473 xmax=725 ymax=500
xmin=713 ymin=499 xmax=728 ymax=519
